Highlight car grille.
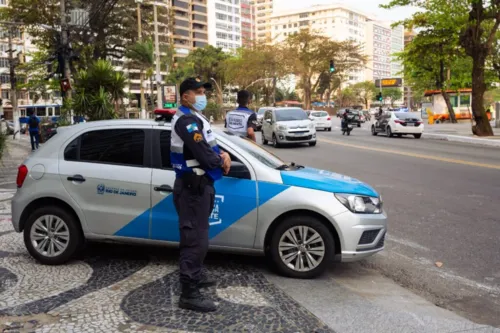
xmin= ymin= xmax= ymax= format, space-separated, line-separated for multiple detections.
xmin=285 ymin=135 xmax=312 ymax=141
xmin=357 ymin=232 xmax=385 ymax=252
xmin=358 ymin=230 xmax=380 ymax=245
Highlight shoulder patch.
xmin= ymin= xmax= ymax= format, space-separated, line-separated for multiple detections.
xmin=193 ymin=132 xmax=203 ymax=143
xmin=186 ymin=122 xmax=199 ymax=133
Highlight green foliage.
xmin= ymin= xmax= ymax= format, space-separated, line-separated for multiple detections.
xmin=380 ymin=88 xmax=403 ymax=106
xmin=204 ymin=101 xmax=223 ymax=121
xmin=72 ymin=59 xmax=125 ymax=120
xmin=352 ymin=81 xmax=377 ymax=109
xmin=57 ymin=98 xmax=73 ymax=127
xmin=275 ymin=88 xmax=300 ymax=102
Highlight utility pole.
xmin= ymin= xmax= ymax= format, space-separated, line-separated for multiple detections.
xmin=7 ymin=26 xmax=19 ymax=140
xmin=136 ymin=0 xmax=146 ymax=119
xmin=60 ymin=0 xmax=73 ymax=123
xmin=153 ymin=3 xmax=162 ymax=110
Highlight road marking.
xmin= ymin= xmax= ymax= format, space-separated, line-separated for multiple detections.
xmin=319 ymin=138 xmax=500 ymax=170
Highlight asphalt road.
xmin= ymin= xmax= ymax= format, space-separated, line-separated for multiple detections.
xmin=255 ymin=118 xmax=500 ymax=327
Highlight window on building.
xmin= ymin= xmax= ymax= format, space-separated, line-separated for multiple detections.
xmin=1 ymin=90 xmax=9 ymax=99
xmin=173 ymin=0 xmax=189 ymax=9
xmin=76 ymin=129 xmax=146 ymax=167
xmin=174 ymin=28 xmax=190 ymax=37
xmin=0 ymin=58 xmax=9 ymax=68
xmin=193 ymin=14 xmax=207 ymax=22
xmin=450 ymin=96 xmax=459 ymax=108
xmin=192 ymin=5 xmax=207 ymax=13
xmin=294 ymin=23 xmax=298 ymax=27
xmin=283 ymin=24 xmax=286 ymax=28
xmin=299 ymin=13 xmax=308 ymax=18
xmin=174 ymin=19 xmax=189 ymax=27
xmin=194 ymin=41 xmax=207 ymax=48
xmin=216 ymin=13 xmax=228 ymax=20
xmin=460 ymin=94 xmax=471 ymax=106
xmin=299 ymin=20 xmax=308 ymax=26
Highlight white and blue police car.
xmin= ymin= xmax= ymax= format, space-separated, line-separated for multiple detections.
xmin=12 ymin=109 xmax=387 ymax=278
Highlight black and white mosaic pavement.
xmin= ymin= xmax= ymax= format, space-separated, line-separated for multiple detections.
xmin=0 ymin=216 xmax=334 ymax=333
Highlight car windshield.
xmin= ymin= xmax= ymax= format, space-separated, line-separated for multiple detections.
xmin=258 ymin=109 xmax=266 ymax=115
xmin=275 ymin=109 xmax=307 ymax=121
xmin=217 ymin=131 xmax=285 ymax=168
xmin=312 ymin=111 xmax=328 ymax=117
xmin=395 ymin=112 xmax=421 ymax=120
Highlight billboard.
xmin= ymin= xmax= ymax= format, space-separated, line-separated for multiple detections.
xmin=375 ymin=78 xmax=403 ymax=88
xmin=163 ymin=85 xmax=177 ymax=108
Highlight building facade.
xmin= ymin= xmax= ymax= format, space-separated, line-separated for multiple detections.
xmin=240 ymin=0 xmax=255 ymax=46
xmin=251 ymin=0 xmax=273 ymax=41
xmin=207 ymin=0 xmax=242 ymax=51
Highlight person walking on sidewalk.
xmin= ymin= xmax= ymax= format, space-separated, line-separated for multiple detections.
xmin=28 ymin=111 xmax=40 ymax=152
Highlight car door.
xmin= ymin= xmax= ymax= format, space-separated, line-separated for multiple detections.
xmin=59 ymin=125 xmax=153 ymax=238
xmin=263 ymin=110 xmax=272 ymax=140
xmin=149 ymin=128 xmax=258 ymax=248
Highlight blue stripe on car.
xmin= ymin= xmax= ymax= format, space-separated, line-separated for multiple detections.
xmin=114 ymin=177 xmax=289 ymax=240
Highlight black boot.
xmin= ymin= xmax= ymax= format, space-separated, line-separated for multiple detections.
xmin=179 ymin=283 xmax=217 ymax=312
xmin=198 ymin=275 xmax=216 ymax=288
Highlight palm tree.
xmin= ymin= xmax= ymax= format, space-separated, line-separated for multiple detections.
xmin=109 ymin=72 xmax=127 ymax=117
xmin=126 ymin=39 xmax=154 ymax=113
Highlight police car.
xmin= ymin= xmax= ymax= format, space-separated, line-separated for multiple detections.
xmin=12 ymin=109 xmax=387 ymax=279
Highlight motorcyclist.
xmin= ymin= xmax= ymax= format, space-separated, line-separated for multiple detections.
xmin=341 ymin=109 xmax=350 ymax=129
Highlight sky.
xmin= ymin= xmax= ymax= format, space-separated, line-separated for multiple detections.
xmin=273 ymin=0 xmax=417 ymax=22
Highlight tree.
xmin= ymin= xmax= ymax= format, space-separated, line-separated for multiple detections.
xmin=225 ymin=42 xmax=287 ymax=105
xmin=17 ymin=50 xmax=60 ymax=103
xmin=72 ymin=59 xmax=125 ymax=120
xmin=336 ymin=87 xmax=357 ymax=107
xmin=126 ymin=39 xmax=154 ymax=111
xmin=352 ymin=81 xmax=377 ymax=109
xmin=380 ymin=88 xmax=403 ymax=107
xmin=383 ymin=0 xmax=500 ymax=136
xmin=283 ymin=30 xmax=367 ymax=109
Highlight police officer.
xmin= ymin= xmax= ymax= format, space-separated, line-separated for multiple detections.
xmin=170 ymin=78 xmax=231 ymax=312
xmin=224 ymin=90 xmax=257 ymax=142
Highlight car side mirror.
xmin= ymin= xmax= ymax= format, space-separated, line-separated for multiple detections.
xmin=226 ymin=161 xmax=251 ymax=179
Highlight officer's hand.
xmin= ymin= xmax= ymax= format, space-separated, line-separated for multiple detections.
xmin=220 ymin=152 xmax=231 ymax=175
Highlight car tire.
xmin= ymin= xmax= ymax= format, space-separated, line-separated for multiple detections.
xmin=328 ymin=128 xmax=332 ymax=132
xmin=309 ymin=141 xmax=317 ymax=147
xmin=268 ymin=215 xmax=335 ymax=279
xmin=414 ymin=134 xmax=422 ymax=139
xmin=396 ymin=134 xmax=402 ymax=138
xmin=386 ymin=126 xmax=393 ymax=138
xmin=357 ymin=123 xmax=361 ymax=128
xmin=23 ymin=205 xmax=83 ymax=265
xmin=371 ymin=125 xmax=378 ymax=136
xmin=272 ymin=133 xmax=280 ymax=148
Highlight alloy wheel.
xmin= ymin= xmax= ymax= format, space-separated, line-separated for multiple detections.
xmin=30 ymin=215 xmax=70 ymax=257
xmin=278 ymin=226 xmax=325 ymax=272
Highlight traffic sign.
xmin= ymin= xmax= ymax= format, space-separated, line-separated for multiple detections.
xmin=375 ymin=78 xmax=403 ymax=88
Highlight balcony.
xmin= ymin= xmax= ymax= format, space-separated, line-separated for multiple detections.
xmin=192 ymin=14 xmax=207 ymax=23
xmin=192 ymin=23 xmax=207 ymax=31
xmin=172 ymin=0 xmax=189 ymax=10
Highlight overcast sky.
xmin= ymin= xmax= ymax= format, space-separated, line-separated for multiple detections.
xmin=273 ymin=0 xmax=417 ymax=22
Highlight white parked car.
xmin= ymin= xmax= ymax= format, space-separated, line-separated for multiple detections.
xmin=306 ymin=111 xmax=332 ymax=131
xmin=261 ymin=107 xmax=317 ymax=147
xmin=371 ymin=111 xmax=424 ymax=139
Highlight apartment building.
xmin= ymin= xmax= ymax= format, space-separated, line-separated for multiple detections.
xmin=207 ymin=0 xmax=242 ymax=52
xmin=240 ymin=0 xmax=255 ymax=46
xmin=251 ymin=0 xmax=273 ymax=41
xmin=270 ymin=3 xmax=404 ymax=84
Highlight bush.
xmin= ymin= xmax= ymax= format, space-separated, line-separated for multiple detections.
xmin=204 ymin=101 xmax=223 ymax=121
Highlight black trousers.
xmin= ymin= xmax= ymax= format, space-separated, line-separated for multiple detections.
xmin=173 ymin=177 xmax=215 ymax=285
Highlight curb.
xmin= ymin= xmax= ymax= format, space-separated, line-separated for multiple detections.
xmin=424 ymin=133 xmax=500 ymax=148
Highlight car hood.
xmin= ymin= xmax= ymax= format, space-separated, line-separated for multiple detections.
xmin=277 ymin=120 xmax=310 ymax=128
xmin=280 ymin=167 xmax=378 ymax=197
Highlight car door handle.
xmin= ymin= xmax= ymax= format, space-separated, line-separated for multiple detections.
xmin=67 ymin=175 xmax=85 ymax=182
xmin=154 ymin=185 xmax=173 ymax=192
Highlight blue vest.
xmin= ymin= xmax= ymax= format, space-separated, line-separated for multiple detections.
xmin=170 ymin=106 xmax=222 ymax=181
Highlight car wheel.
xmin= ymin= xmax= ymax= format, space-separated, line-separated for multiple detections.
xmin=23 ymin=205 xmax=83 ymax=265
xmin=371 ymin=125 xmax=378 ymax=136
xmin=309 ymin=141 xmax=317 ymax=147
xmin=414 ymin=134 xmax=422 ymax=139
xmin=357 ymin=123 xmax=361 ymax=128
xmin=328 ymin=127 xmax=332 ymax=132
xmin=261 ymin=131 xmax=268 ymax=145
xmin=396 ymin=134 xmax=402 ymax=138
xmin=269 ymin=215 xmax=334 ymax=279
xmin=272 ymin=133 xmax=280 ymax=148
xmin=386 ymin=126 xmax=393 ymax=138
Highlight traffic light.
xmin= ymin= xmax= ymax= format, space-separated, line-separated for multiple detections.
xmin=376 ymin=92 xmax=383 ymax=102
xmin=329 ymin=60 xmax=335 ymax=73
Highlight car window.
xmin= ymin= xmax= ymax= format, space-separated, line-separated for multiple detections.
xmin=395 ymin=112 xmax=421 ymax=120
xmin=258 ymin=108 xmax=266 ymax=115
xmin=159 ymin=130 xmax=172 ymax=169
xmin=64 ymin=138 xmax=79 ymax=161
xmin=219 ymin=131 xmax=284 ymax=168
xmin=78 ymin=129 xmax=145 ymax=167
xmin=275 ymin=109 xmax=307 ymax=121
xmin=312 ymin=111 xmax=328 ymax=117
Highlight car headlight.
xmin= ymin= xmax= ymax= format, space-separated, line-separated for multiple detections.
xmin=278 ymin=125 xmax=287 ymax=131
xmin=335 ymin=193 xmax=383 ymax=214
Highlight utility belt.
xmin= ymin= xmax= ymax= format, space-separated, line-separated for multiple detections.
xmin=181 ymin=173 xmax=214 ymax=195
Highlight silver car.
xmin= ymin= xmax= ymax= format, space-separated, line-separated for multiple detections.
xmin=261 ymin=107 xmax=317 ymax=148
xmin=12 ymin=115 xmax=387 ymax=279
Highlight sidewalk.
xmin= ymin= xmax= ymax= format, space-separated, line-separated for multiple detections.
xmin=0 ymin=135 xmax=31 ymax=188
xmin=424 ymin=121 xmax=500 ymax=147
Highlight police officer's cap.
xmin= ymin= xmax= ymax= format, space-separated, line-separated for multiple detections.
xmin=180 ymin=77 xmax=212 ymax=96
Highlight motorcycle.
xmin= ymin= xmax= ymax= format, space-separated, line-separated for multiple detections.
xmin=341 ymin=119 xmax=354 ymax=136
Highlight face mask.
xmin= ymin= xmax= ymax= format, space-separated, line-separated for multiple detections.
xmin=192 ymin=95 xmax=207 ymax=112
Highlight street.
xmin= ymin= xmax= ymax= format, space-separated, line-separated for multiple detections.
xmin=255 ymin=118 xmax=500 ymax=326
